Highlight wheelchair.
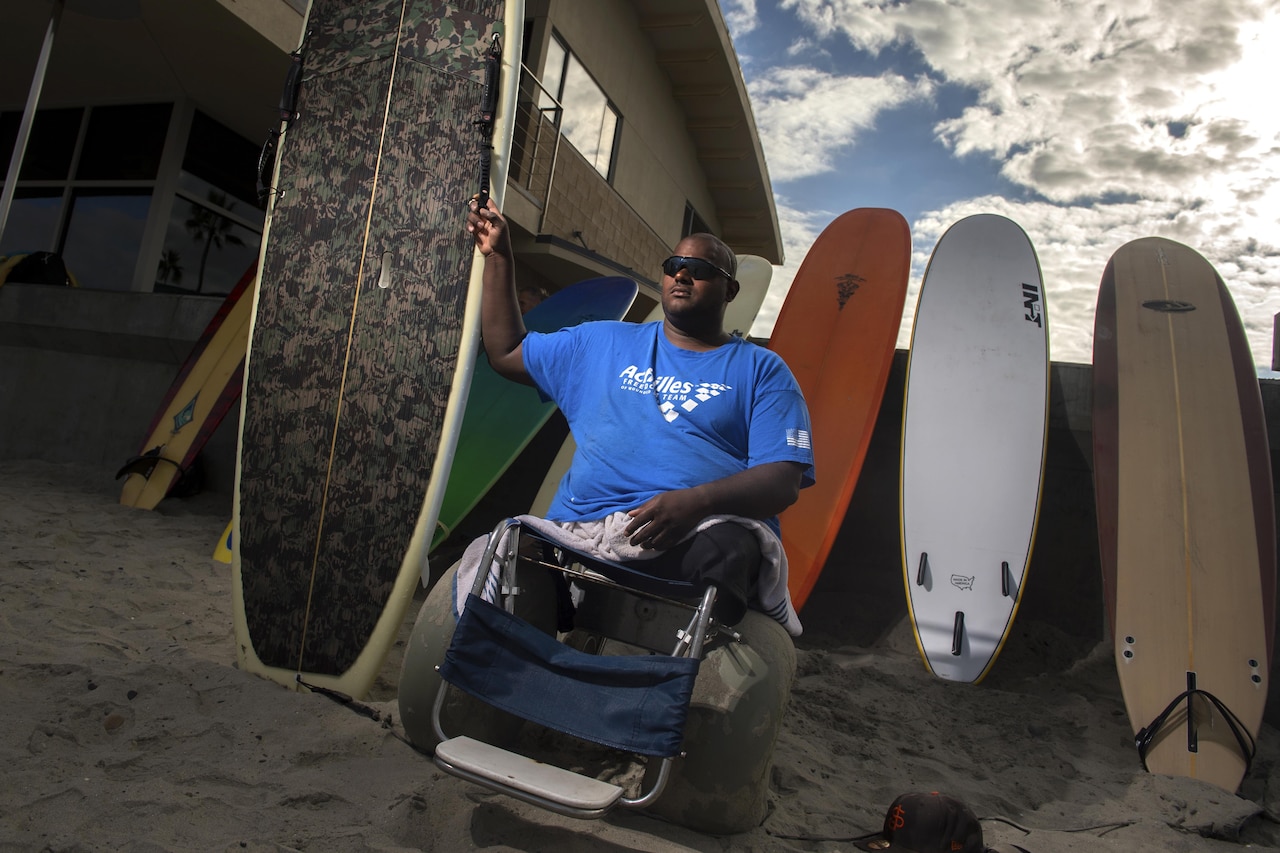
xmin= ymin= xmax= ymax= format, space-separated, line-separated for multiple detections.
xmin=397 ymin=516 xmax=797 ymax=834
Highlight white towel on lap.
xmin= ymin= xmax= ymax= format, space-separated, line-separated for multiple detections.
xmin=452 ymin=512 xmax=802 ymax=637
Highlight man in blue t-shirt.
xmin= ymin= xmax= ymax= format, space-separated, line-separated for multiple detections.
xmin=465 ymin=199 xmax=814 ymax=625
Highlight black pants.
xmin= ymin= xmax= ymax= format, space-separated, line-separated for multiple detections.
xmin=624 ymin=523 xmax=762 ymax=626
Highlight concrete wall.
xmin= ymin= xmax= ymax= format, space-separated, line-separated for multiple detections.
xmin=539 ymin=135 xmax=671 ymax=279
xmin=3 ymin=296 xmax=1278 ymax=723
xmin=0 ymin=284 xmax=240 ymax=496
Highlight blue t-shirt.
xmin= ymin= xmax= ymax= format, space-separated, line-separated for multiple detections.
xmin=523 ymin=320 xmax=815 ymax=536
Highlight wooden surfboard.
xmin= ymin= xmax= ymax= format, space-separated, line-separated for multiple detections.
xmin=117 ymin=263 xmax=256 ymax=509
xmin=432 ymin=276 xmax=636 ymax=549
xmin=1092 ymin=236 xmax=1274 ymax=792
xmin=771 ymin=209 xmax=911 ymax=612
xmin=900 ymin=213 xmax=1048 ymax=683
xmin=528 ymin=255 xmax=772 ymax=518
xmin=233 ymin=0 xmax=523 ymax=698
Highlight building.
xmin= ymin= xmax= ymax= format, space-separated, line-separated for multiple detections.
xmin=0 ymin=0 xmax=781 ymax=493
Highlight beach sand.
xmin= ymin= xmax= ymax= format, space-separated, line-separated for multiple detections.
xmin=2 ymin=459 xmax=1277 ymax=852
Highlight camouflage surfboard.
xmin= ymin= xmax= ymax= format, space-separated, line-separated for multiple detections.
xmin=234 ymin=0 xmax=511 ymax=694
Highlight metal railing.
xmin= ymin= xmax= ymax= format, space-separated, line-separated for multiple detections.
xmin=508 ymin=64 xmax=563 ymax=232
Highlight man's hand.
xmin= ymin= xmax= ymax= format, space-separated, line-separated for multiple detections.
xmin=467 ymin=196 xmax=530 ymax=383
xmin=624 ymin=461 xmax=807 ymax=550
xmin=625 ymin=488 xmax=710 ymax=550
xmin=467 ymin=196 xmax=511 ymax=258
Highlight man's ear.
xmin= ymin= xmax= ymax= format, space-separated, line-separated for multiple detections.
xmin=726 ymin=278 xmax=740 ymax=303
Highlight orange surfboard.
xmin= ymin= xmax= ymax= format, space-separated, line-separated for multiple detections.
xmin=771 ymin=209 xmax=911 ymax=611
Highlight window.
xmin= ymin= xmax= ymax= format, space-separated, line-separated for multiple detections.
xmin=75 ymin=103 xmax=171 ymax=181
xmin=682 ymin=203 xmax=710 ymax=239
xmin=61 ymin=189 xmax=153 ymax=292
xmin=0 ymin=107 xmax=81 ymax=181
xmin=0 ymin=103 xmax=262 ymax=295
xmin=156 ymin=175 xmax=259 ymax=295
xmin=2 ymin=190 xmax=61 ymax=254
xmin=541 ymin=33 xmax=620 ymax=180
xmin=153 ymin=111 xmax=263 ymax=294
xmin=0 ymin=103 xmax=171 ymax=289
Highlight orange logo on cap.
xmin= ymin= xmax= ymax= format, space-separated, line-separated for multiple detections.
xmin=888 ymin=805 xmax=907 ymax=830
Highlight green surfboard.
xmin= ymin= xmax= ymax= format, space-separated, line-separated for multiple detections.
xmin=431 ymin=275 xmax=637 ymax=549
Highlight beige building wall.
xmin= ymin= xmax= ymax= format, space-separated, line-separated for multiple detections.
xmin=538 ymin=140 xmax=669 ymax=285
xmin=550 ymin=0 xmax=718 ymax=242
xmin=508 ymin=0 xmax=738 ymax=294
xmin=528 ymin=0 xmax=720 ymax=248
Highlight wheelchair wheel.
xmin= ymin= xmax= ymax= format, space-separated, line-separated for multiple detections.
xmin=640 ymin=608 xmax=796 ymax=834
xmin=397 ymin=560 xmax=556 ymax=752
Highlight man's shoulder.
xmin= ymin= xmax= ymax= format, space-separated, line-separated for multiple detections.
xmin=531 ymin=318 xmax=637 ymax=345
xmin=724 ymin=335 xmax=792 ymax=371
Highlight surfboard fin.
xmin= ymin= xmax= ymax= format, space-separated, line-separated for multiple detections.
xmin=115 ymin=447 xmax=180 ymax=481
xmin=1133 ymin=671 xmax=1257 ymax=777
xmin=951 ymin=611 xmax=964 ymax=656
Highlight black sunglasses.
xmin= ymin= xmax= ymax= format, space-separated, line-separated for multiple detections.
xmin=661 ymin=255 xmax=733 ymax=281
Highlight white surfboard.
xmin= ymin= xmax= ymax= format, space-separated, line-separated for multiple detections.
xmin=528 ymin=256 xmax=771 ymax=517
xmin=900 ymin=214 xmax=1049 ymax=683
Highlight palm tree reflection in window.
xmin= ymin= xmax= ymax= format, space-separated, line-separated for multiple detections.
xmin=156 ymin=249 xmax=184 ymax=290
xmin=185 ymin=191 xmax=245 ymax=293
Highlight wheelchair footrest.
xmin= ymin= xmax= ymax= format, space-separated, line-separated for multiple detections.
xmin=434 ymin=735 xmax=624 ymax=816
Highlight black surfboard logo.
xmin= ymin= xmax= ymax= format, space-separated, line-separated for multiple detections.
xmin=1022 ymin=282 xmax=1043 ymax=327
xmin=834 ymin=273 xmax=865 ymax=309
xmin=1142 ymin=299 xmax=1197 ymax=313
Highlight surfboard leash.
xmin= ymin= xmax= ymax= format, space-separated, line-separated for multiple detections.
xmin=473 ymin=32 xmax=503 ymax=211
xmin=256 ymin=30 xmax=310 ymax=204
xmin=295 ymin=675 xmax=416 ymax=748
xmin=1133 ymin=672 xmax=1256 ymax=777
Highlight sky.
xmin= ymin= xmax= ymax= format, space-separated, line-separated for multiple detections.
xmin=723 ymin=0 xmax=1280 ymax=370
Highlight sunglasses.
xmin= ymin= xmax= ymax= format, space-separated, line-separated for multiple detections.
xmin=661 ymin=255 xmax=733 ymax=281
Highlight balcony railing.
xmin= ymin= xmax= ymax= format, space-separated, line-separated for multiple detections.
xmin=508 ymin=64 xmax=563 ymax=232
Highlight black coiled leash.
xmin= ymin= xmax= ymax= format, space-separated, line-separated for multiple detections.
xmin=256 ymin=32 xmax=309 ymax=205
xmin=473 ymin=32 xmax=503 ymax=210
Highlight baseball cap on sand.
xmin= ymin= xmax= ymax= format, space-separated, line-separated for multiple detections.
xmin=854 ymin=792 xmax=986 ymax=852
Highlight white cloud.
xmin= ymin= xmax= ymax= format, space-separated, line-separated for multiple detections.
xmin=756 ymin=0 xmax=1280 ymax=367
xmin=721 ymin=0 xmax=759 ymax=38
xmin=749 ymin=198 xmax=826 ymax=340
xmin=748 ymin=67 xmax=933 ymax=182
xmin=754 ymin=195 xmax=1280 ymax=369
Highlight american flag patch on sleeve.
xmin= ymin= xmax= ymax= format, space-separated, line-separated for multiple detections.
xmin=786 ymin=428 xmax=812 ymax=450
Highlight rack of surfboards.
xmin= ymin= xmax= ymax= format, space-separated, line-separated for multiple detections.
xmin=770 ymin=209 xmax=1270 ymax=794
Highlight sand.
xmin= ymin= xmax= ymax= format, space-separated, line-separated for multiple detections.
xmin=1 ymin=459 xmax=1277 ymax=852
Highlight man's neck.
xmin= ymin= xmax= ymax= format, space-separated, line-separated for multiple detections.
xmin=662 ymin=319 xmax=731 ymax=352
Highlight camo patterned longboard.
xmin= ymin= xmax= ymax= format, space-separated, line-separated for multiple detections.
xmin=432 ymin=276 xmax=637 ymax=550
xmin=232 ymin=0 xmax=519 ymax=698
